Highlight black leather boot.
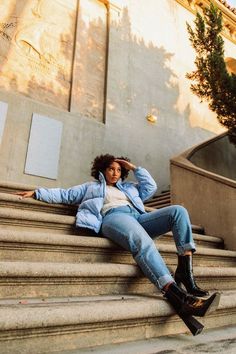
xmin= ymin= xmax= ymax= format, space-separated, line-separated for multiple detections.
xmin=165 ymin=282 xmax=220 ymax=318
xmin=175 ymin=254 xmax=209 ymax=297
xmin=164 ymin=283 xmax=220 ymax=335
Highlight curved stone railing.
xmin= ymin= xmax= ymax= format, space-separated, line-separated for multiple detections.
xmin=170 ymin=132 xmax=236 ymax=251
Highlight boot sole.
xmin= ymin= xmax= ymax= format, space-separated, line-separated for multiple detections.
xmin=180 ymin=292 xmax=221 ymax=318
xmin=203 ymin=292 xmax=221 ymax=316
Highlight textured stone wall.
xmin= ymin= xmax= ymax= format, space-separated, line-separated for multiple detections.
xmin=0 ymin=0 xmax=107 ymax=122
xmin=0 ymin=0 xmax=76 ymax=110
xmin=0 ymin=0 xmax=235 ymax=190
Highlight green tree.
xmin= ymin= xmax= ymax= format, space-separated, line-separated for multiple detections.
xmin=186 ymin=2 xmax=236 ymax=143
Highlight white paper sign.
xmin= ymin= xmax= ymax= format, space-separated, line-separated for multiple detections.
xmin=25 ymin=114 xmax=63 ymax=179
xmin=0 ymin=101 xmax=8 ymax=144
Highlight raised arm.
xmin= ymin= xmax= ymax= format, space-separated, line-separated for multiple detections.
xmin=115 ymin=159 xmax=136 ymax=171
xmin=133 ymin=167 xmax=157 ymax=201
xmin=116 ymin=159 xmax=157 ymax=201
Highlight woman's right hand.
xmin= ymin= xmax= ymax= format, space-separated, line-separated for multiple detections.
xmin=115 ymin=159 xmax=136 ymax=171
xmin=14 ymin=190 xmax=35 ymax=199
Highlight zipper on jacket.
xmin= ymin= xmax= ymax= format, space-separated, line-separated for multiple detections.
xmin=116 ymin=183 xmax=144 ymax=213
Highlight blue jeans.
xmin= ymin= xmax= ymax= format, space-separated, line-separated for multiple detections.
xmin=102 ymin=205 xmax=196 ymax=290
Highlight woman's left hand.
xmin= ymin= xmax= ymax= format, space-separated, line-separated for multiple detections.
xmin=14 ymin=190 xmax=35 ymax=199
xmin=115 ymin=159 xmax=136 ymax=171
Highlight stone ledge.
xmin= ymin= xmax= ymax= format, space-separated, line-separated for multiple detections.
xmin=0 ymin=208 xmax=74 ymax=224
xmin=0 ymin=207 xmax=75 ymax=234
xmin=0 ymin=292 xmax=235 ymax=353
xmin=0 ymin=193 xmax=77 ymax=216
xmin=1 ymin=291 xmax=235 ymax=330
xmin=175 ymin=0 xmax=236 ymax=44
xmin=67 ymin=324 xmax=236 ymax=354
xmin=0 ymin=224 xmax=232 ymax=257
xmin=0 ymin=181 xmax=38 ymax=193
xmin=0 ymin=229 xmax=223 ymax=248
xmin=0 ymin=231 xmax=234 ymax=267
xmin=0 ymin=261 xmax=234 ymax=299
xmin=0 ymin=261 xmax=235 ymax=278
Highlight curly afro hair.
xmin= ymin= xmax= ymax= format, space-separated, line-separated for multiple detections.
xmin=91 ymin=154 xmax=130 ymax=181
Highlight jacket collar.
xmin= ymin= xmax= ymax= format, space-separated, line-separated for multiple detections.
xmin=99 ymin=171 xmax=106 ymax=183
xmin=116 ymin=179 xmax=123 ymax=188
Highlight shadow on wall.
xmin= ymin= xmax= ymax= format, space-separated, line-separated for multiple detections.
xmin=69 ymin=1 xmax=108 ymax=122
xmin=0 ymin=2 xmax=214 ymax=146
xmin=107 ymin=7 xmax=179 ymax=119
xmin=105 ymin=7 xmax=214 ymax=154
xmin=0 ymin=0 xmax=76 ymax=110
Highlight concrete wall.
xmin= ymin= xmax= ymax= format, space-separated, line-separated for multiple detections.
xmin=171 ymin=161 xmax=236 ymax=250
xmin=170 ymin=133 xmax=236 ymax=250
xmin=0 ymin=0 xmax=235 ymax=190
xmin=189 ymin=135 xmax=236 ymax=180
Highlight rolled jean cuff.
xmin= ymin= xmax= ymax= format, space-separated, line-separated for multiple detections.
xmin=158 ymin=274 xmax=174 ymax=289
xmin=177 ymin=242 xmax=196 ymax=255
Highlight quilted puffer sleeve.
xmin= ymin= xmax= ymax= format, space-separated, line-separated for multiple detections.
xmin=35 ymin=182 xmax=90 ymax=205
xmin=133 ymin=167 xmax=157 ymax=201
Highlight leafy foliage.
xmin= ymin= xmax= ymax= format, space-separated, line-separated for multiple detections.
xmin=186 ymin=2 xmax=236 ymax=143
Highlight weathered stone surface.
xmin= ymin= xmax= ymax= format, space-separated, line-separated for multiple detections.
xmin=70 ymin=0 xmax=108 ymax=122
xmin=171 ymin=133 xmax=236 ymax=251
xmin=0 ymin=261 xmax=235 ymax=299
xmin=0 ymin=224 xmax=234 ymax=267
xmin=0 ymin=192 xmax=77 ymax=215
xmin=0 ymin=181 xmax=235 ymax=352
xmin=1 ymin=0 xmax=235 ymax=188
xmin=0 ymin=291 xmax=235 ymax=354
xmin=59 ymin=324 xmax=236 ymax=354
xmin=0 ymin=0 xmax=77 ymax=109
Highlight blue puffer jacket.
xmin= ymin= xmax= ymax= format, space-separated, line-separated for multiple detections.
xmin=35 ymin=167 xmax=157 ymax=233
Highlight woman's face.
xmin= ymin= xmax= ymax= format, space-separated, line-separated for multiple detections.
xmin=104 ymin=161 xmax=121 ymax=185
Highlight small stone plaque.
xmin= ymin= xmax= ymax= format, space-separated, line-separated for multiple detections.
xmin=25 ymin=113 xmax=63 ymax=179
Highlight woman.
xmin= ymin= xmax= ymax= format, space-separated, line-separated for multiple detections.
xmin=16 ymin=154 xmax=220 ymax=335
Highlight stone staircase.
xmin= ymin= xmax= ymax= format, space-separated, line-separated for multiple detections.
xmin=144 ymin=190 xmax=171 ymax=209
xmin=0 ymin=185 xmax=236 ymax=354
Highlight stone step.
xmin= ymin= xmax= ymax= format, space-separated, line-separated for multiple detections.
xmin=0 ymin=261 xmax=235 ymax=299
xmin=0 ymin=191 xmax=171 ymax=216
xmin=0 ymin=194 xmax=205 ymax=234
xmin=145 ymin=192 xmax=171 ymax=209
xmin=59 ymin=324 xmax=236 ymax=354
xmin=145 ymin=202 xmax=171 ymax=209
xmin=0 ymin=207 xmax=75 ymax=234
xmin=145 ymin=197 xmax=171 ymax=207
xmin=148 ymin=191 xmax=171 ymax=201
xmin=148 ymin=197 xmax=170 ymax=204
xmin=0 ymin=230 xmax=230 ymax=267
xmin=0 ymin=192 xmax=160 ymax=216
xmin=0 ymin=181 xmax=38 ymax=194
xmin=0 ymin=192 xmax=77 ymax=216
xmin=0 ymin=291 xmax=235 ymax=354
xmin=0 ymin=192 xmax=164 ymax=217
xmin=0 ymin=206 xmax=211 ymax=244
